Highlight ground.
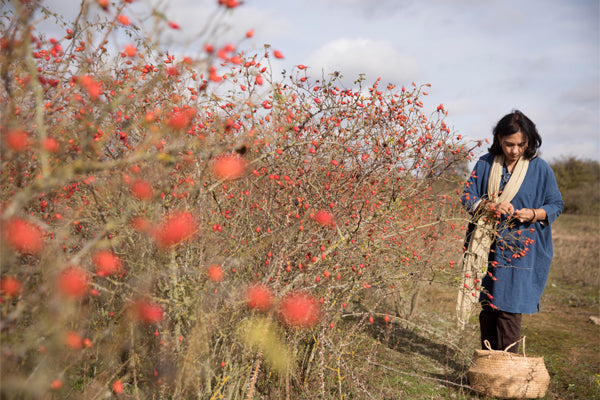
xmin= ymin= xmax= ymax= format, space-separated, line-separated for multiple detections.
xmin=353 ymin=214 xmax=599 ymax=399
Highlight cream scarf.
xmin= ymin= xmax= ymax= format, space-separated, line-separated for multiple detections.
xmin=456 ymin=155 xmax=529 ymax=329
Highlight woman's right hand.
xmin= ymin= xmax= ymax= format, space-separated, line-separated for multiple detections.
xmin=493 ymin=201 xmax=514 ymax=216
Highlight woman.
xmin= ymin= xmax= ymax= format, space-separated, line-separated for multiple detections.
xmin=460 ymin=110 xmax=564 ymax=352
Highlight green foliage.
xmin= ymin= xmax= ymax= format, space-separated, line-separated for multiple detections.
xmin=550 ymin=157 xmax=600 ymax=215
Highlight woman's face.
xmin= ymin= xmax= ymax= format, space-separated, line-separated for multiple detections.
xmin=500 ymin=130 xmax=527 ymax=162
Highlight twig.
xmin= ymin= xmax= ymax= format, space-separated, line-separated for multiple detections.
xmin=340 ymin=312 xmax=465 ymax=354
xmin=367 ymin=360 xmax=471 ymax=390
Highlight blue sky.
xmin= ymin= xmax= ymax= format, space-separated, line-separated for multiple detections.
xmin=42 ymin=0 xmax=600 ymax=163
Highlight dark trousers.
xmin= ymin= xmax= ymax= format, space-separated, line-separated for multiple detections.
xmin=479 ymin=305 xmax=522 ymax=353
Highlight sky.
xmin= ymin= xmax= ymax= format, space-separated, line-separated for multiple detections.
xmin=33 ymin=0 xmax=600 ymax=163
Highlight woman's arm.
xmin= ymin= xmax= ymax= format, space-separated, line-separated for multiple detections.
xmin=461 ymin=157 xmax=491 ymax=214
xmin=514 ymin=160 xmax=563 ymax=224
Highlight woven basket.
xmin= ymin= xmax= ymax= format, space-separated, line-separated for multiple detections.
xmin=468 ymin=336 xmax=550 ymax=399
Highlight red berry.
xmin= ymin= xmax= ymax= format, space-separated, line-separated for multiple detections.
xmin=80 ymin=74 xmax=102 ymax=99
xmin=153 ymin=211 xmax=197 ymax=248
xmin=279 ymin=292 xmax=320 ymax=328
xmin=211 ymin=153 xmax=247 ymax=180
xmin=133 ymin=298 xmax=164 ymax=324
xmin=130 ymin=179 xmax=153 ymax=200
xmin=207 ymin=264 xmax=223 ymax=282
xmin=57 ymin=266 xmax=89 ymax=299
xmin=93 ymin=250 xmax=122 ymax=277
xmin=0 ymin=276 xmax=22 ymax=298
xmin=311 ymin=210 xmax=334 ymax=226
xmin=50 ymin=379 xmax=63 ymax=390
xmin=246 ymin=284 xmax=273 ymax=311
xmin=43 ymin=137 xmax=59 ymax=153
xmin=130 ymin=216 xmax=152 ymax=232
xmin=112 ymin=380 xmax=123 ymax=394
xmin=117 ymin=14 xmax=131 ymax=25
xmin=123 ymin=44 xmax=137 ymax=57
xmin=65 ymin=331 xmax=83 ymax=349
xmin=4 ymin=130 xmax=29 ymax=152
xmin=3 ymin=218 xmax=44 ymax=255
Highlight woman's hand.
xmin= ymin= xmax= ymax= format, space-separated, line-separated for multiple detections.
xmin=514 ymin=208 xmax=534 ymax=223
xmin=514 ymin=208 xmax=546 ymax=223
xmin=495 ymin=201 xmax=514 ymax=216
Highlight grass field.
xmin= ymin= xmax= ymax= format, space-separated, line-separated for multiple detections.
xmin=345 ymin=213 xmax=600 ymax=399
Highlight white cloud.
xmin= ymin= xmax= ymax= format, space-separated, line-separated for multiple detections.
xmin=305 ymin=38 xmax=421 ymax=86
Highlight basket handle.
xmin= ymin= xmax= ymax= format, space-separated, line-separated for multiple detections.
xmin=503 ymin=336 xmax=526 ymax=356
xmin=484 ymin=336 xmax=526 ymax=356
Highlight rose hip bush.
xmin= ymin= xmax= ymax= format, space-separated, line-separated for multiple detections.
xmin=0 ymin=1 xmax=479 ymax=398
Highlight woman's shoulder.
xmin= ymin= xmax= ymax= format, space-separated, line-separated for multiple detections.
xmin=476 ymin=152 xmax=495 ymax=165
xmin=528 ymin=155 xmax=552 ymax=171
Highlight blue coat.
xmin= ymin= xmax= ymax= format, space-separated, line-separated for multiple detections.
xmin=462 ymin=153 xmax=564 ymax=314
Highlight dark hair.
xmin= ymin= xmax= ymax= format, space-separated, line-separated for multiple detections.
xmin=488 ymin=110 xmax=542 ymax=160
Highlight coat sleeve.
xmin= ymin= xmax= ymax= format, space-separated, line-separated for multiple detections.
xmin=540 ymin=161 xmax=564 ymax=225
xmin=461 ymin=155 xmax=491 ymax=214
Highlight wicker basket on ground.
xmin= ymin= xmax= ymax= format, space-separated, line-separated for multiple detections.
xmin=468 ymin=336 xmax=550 ymax=399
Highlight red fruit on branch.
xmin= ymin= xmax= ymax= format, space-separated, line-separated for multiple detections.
xmin=97 ymin=0 xmax=109 ymax=10
xmin=130 ymin=179 xmax=153 ymax=200
xmin=246 ymin=284 xmax=273 ymax=311
xmin=43 ymin=137 xmax=59 ymax=153
xmin=123 ymin=44 xmax=137 ymax=57
xmin=209 ymin=66 xmax=222 ymax=82
xmin=93 ymin=250 xmax=122 ymax=277
xmin=50 ymin=380 xmax=63 ymax=390
xmin=311 ymin=210 xmax=334 ymax=226
xmin=218 ymin=0 xmax=240 ymax=9
xmin=113 ymin=380 xmax=124 ymax=394
xmin=211 ymin=153 xmax=247 ymax=180
xmin=4 ymin=129 xmax=29 ymax=152
xmin=117 ymin=14 xmax=131 ymax=26
xmin=0 ymin=276 xmax=22 ymax=298
xmin=279 ymin=292 xmax=320 ymax=328
xmin=165 ymin=66 xmax=180 ymax=77
xmin=207 ymin=264 xmax=224 ymax=282
xmin=3 ymin=218 xmax=44 ymax=255
xmin=79 ymin=75 xmax=102 ymax=100
xmin=130 ymin=216 xmax=152 ymax=232
xmin=132 ymin=298 xmax=164 ymax=324
xmin=153 ymin=211 xmax=198 ymax=249
xmin=65 ymin=331 xmax=83 ymax=349
xmin=57 ymin=266 xmax=89 ymax=299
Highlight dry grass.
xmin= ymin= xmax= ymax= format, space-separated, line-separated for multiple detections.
xmin=348 ymin=213 xmax=600 ymax=399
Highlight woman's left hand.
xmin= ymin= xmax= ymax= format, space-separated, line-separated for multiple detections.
xmin=514 ymin=208 xmax=535 ymax=223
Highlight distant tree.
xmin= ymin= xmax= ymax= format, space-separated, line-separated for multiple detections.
xmin=550 ymin=157 xmax=600 ymax=215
